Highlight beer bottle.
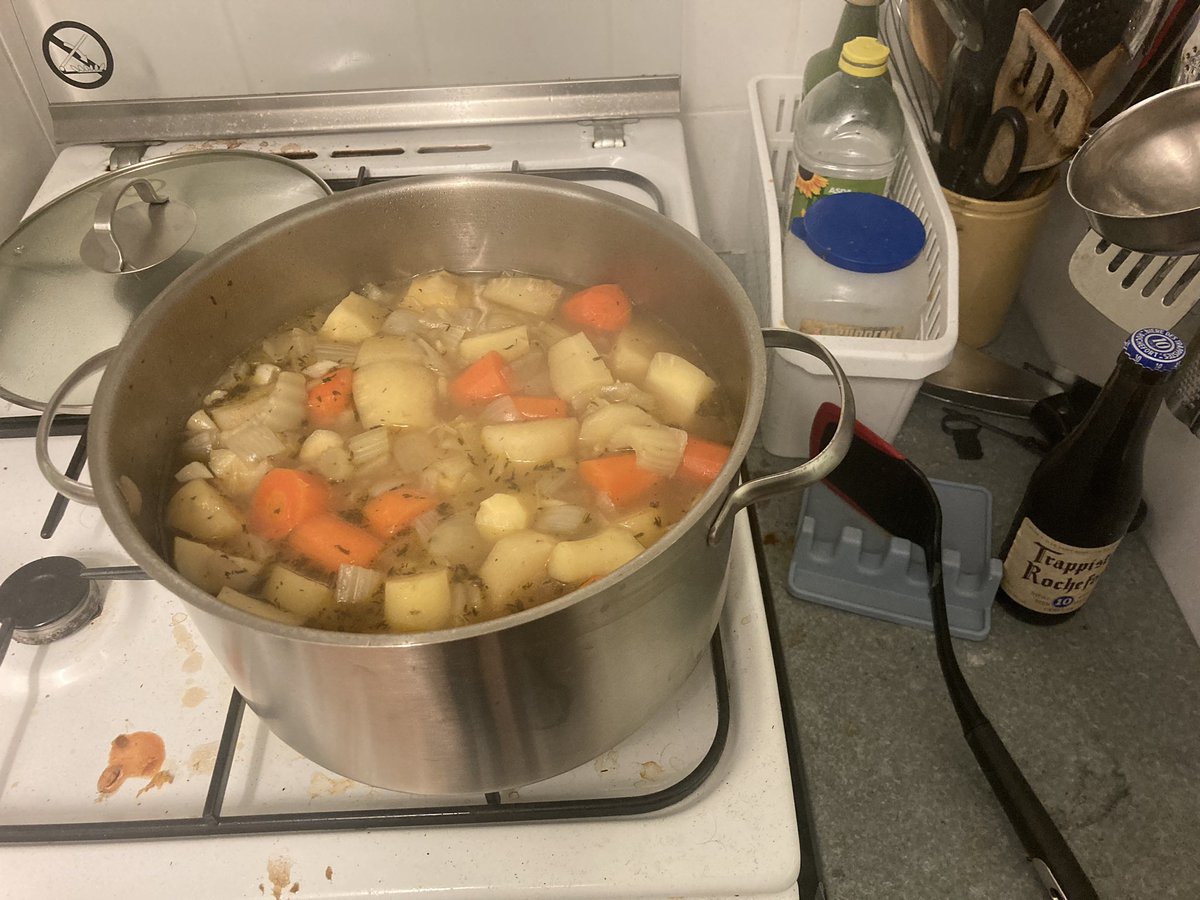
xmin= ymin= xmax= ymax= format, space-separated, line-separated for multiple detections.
xmin=997 ymin=328 xmax=1186 ymax=624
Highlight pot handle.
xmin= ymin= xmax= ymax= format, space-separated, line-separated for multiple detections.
xmin=35 ymin=348 xmax=115 ymax=506
xmin=706 ymin=328 xmax=855 ymax=546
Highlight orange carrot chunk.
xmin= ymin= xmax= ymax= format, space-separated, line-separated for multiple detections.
xmin=678 ymin=437 xmax=732 ymax=484
xmin=561 ymin=284 xmax=633 ymax=333
xmin=287 ymin=513 xmax=384 ymax=573
xmin=449 ymin=351 xmax=516 ymax=407
xmin=579 ymin=452 xmax=664 ymax=507
xmin=363 ymin=489 xmax=439 ymax=540
xmin=510 ymin=394 xmax=570 ymax=420
xmin=249 ymin=468 xmax=332 ymax=540
xmin=307 ymin=367 xmax=354 ymax=426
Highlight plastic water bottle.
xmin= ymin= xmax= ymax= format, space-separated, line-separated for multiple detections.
xmin=788 ymin=36 xmax=904 ymax=227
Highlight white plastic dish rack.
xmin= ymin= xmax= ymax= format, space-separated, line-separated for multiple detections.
xmin=746 ymin=75 xmax=959 ymax=455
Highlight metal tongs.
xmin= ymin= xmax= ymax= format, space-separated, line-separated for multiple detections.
xmin=810 ymin=404 xmax=1098 ymax=900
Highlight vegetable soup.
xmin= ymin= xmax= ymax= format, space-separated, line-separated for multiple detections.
xmin=166 ymin=270 xmax=737 ymax=633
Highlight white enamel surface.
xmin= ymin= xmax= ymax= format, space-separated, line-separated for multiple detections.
xmin=0 ymin=121 xmax=801 ymax=897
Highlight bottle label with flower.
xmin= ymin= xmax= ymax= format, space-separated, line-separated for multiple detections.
xmin=789 ymin=165 xmax=887 ymax=223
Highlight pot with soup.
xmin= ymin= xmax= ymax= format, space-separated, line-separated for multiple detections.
xmin=38 ymin=175 xmax=853 ymax=793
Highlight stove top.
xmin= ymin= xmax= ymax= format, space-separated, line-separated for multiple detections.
xmin=0 ymin=109 xmax=808 ymax=899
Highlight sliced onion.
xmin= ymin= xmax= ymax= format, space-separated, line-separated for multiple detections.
xmin=410 ymin=509 xmax=442 ymax=546
xmin=260 ymin=371 xmax=307 ymax=432
xmin=381 ymin=308 xmax=423 ymax=336
xmin=174 ymin=461 xmax=214 ymax=483
xmin=335 ymin=564 xmax=384 ymax=604
xmin=597 ymin=381 xmax=658 ymax=413
xmin=361 ymin=282 xmax=388 ymax=302
xmin=251 ymin=363 xmax=280 ymax=385
xmin=415 ymin=337 xmax=453 ymax=376
xmin=534 ymin=466 xmax=575 ymax=500
xmin=534 ymin=503 xmax=590 ymax=536
xmin=450 ymin=580 xmax=482 ymax=621
xmin=186 ymin=410 xmax=218 ymax=433
xmin=208 ymin=392 xmax=269 ymax=432
xmin=613 ymin=423 xmax=687 ymax=476
xmin=479 ymin=395 xmax=522 ymax=424
xmin=347 ymin=426 xmax=391 ymax=467
xmin=221 ymin=422 xmax=285 ymax=462
xmin=314 ymin=340 xmax=357 ymax=363
xmin=180 ymin=429 xmax=217 ymax=462
xmin=261 ymin=327 xmax=316 ymax=364
xmin=302 ymin=359 xmax=339 ymax=379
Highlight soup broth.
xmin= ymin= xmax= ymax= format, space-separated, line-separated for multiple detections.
xmin=166 ymin=270 xmax=738 ymax=634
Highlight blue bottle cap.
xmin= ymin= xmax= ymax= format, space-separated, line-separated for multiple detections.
xmin=790 ymin=192 xmax=926 ymax=274
xmin=1124 ymin=328 xmax=1187 ymax=371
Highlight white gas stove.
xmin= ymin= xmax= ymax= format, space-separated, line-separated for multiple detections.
xmin=0 ymin=83 xmax=808 ymax=899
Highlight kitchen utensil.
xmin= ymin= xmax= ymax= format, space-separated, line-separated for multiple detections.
xmin=1091 ymin=0 xmax=1199 ymax=126
xmin=1067 ymin=232 xmax=1200 ymax=329
xmin=906 ymin=0 xmax=960 ymax=86
xmin=921 ymin=342 xmax=1065 ymax=415
xmin=0 ymin=150 xmax=330 ymax=411
xmin=34 ymin=174 xmax=855 ymax=795
xmin=1048 ymin=0 xmax=1140 ymax=69
xmin=941 ymin=408 xmax=1050 ymax=452
xmin=1170 ymin=8 xmax=1200 ymax=82
xmin=993 ymin=9 xmax=1095 ymax=173
xmin=1166 ymin=334 xmax=1200 ymax=431
xmin=934 ymin=0 xmax=1028 ymax=197
xmin=1069 ymin=80 xmax=1200 ymax=252
xmin=884 ymin=0 xmax=942 ymax=145
xmin=810 ymin=405 xmax=1100 ymax=900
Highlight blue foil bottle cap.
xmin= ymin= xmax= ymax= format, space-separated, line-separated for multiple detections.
xmin=1124 ymin=328 xmax=1187 ymax=371
xmin=793 ymin=193 xmax=926 ymax=274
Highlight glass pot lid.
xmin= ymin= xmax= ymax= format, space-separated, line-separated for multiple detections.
xmin=0 ymin=150 xmax=331 ymax=411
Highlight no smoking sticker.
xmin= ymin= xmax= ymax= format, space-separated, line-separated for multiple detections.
xmin=42 ymin=21 xmax=112 ymax=89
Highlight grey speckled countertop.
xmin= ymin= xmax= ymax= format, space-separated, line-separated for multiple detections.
xmin=746 ymin=393 xmax=1200 ymax=899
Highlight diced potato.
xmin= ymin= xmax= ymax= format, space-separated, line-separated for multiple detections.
xmin=610 ymin=319 xmax=678 ymax=382
xmin=217 ymin=587 xmax=306 ymax=626
xmin=578 ymin=402 xmax=658 ymax=455
xmin=547 ymin=527 xmax=644 ymax=583
xmin=166 ymin=479 xmax=244 ymax=542
xmin=402 ymin=271 xmax=471 ymax=310
xmin=481 ymin=419 xmax=579 ymax=464
xmin=263 ymin=564 xmax=334 ymax=619
xmin=384 ymin=569 xmax=453 ymax=632
xmin=613 ymin=507 xmax=671 ymax=547
xmin=174 ymin=537 xmax=262 ymax=594
xmin=479 ymin=531 xmax=557 ymax=607
xmin=458 ymin=325 xmax=530 ymax=364
xmin=423 ymin=450 xmax=482 ymax=495
xmin=353 ymin=360 xmax=437 ymax=427
xmin=298 ymin=429 xmax=345 ymax=464
xmin=482 ymin=275 xmax=564 ymax=317
xmin=208 ymin=448 xmax=271 ymax=499
xmin=319 ymin=291 xmax=389 ymax=344
xmin=475 ymin=493 xmax=531 ymax=542
xmin=643 ymin=352 xmax=716 ymax=427
xmin=548 ymin=332 xmax=614 ymax=402
xmin=354 ymin=334 xmax=424 ymax=368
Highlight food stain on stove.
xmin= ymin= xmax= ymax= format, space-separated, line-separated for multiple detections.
xmin=182 ymin=650 xmax=204 ymax=673
xmin=266 ymin=855 xmax=298 ymax=900
xmin=96 ymin=731 xmax=171 ymax=798
xmin=309 ymin=771 xmax=353 ymax=798
xmin=639 ymin=760 xmax=666 ymax=782
xmin=593 ymin=748 xmax=619 ymax=775
xmin=325 ymin=866 xmax=333 ymax=882
xmin=181 ymin=685 xmax=207 ymax=708
xmin=187 ymin=741 xmax=219 ymax=774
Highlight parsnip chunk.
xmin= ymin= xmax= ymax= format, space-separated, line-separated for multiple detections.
xmin=482 ymin=275 xmax=563 ymax=316
xmin=458 ymin=325 xmax=530 ymax=364
xmin=217 ymin=587 xmax=305 ymax=626
xmin=263 ymin=564 xmax=334 ymax=619
xmin=547 ymin=527 xmax=644 ymax=583
xmin=643 ymin=352 xmax=716 ymax=427
xmin=319 ymin=291 xmax=389 ymax=344
xmin=479 ymin=531 xmax=557 ymax=607
xmin=475 ymin=493 xmax=531 ymax=542
xmin=174 ymin=537 xmax=262 ymax=594
xmin=166 ymin=479 xmax=244 ymax=542
xmin=481 ymin=419 xmax=579 ymax=464
xmin=384 ymin=569 xmax=453 ymax=632
xmin=353 ymin=360 xmax=437 ymax=428
xmin=548 ymin=332 xmax=614 ymax=402
xmin=403 ymin=271 xmax=471 ymax=310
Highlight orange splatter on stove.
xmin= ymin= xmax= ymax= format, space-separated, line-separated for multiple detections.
xmin=639 ymin=760 xmax=665 ymax=782
xmin=97 ymin=731 xmax=169 ymax=797
xmin=181 ymin=686 xmax=208 ymax=708
xmin=137 ymin=769 xmax=175 ymax=797
xmin=267 ymin=856 xmax=292 ymax=900
xmin=182 ymin=650 xmax=204 ymax=673
xmin=309 ymin=771 xmax=353 ymax=798
xmin=325 ymin=866 xmax=333 ymax=881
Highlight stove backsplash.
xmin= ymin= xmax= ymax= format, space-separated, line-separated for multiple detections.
xmin=0 ymin=0 xmax=840 ymax=251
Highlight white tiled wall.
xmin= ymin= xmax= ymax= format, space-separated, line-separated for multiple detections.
xmin=4 ymin=0 xmax=840 ymax=251
xmin=0 ymin=1 xmax=53 ymax=235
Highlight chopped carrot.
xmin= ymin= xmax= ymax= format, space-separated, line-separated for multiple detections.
xmin=249 ymin=468 xmax=331 ymax=540
xmin=511 ymin=394 xmax=570 ymax=419
xmin=562 ymin=284 xmax=633 ymax=333
xmin=678 ymin=437 xmax=732 ymax=484
xmin=449 ymin=351 xmax=516 ymax=407
xmin=287 ymin=513 xmax=384 ymax=573
xmin=579 ymin=452 xmax=664 ymax=507
xmin=307 ymin=367 xmax=354 ymax=426
xmin=363 ymin=489 xmax=438 ymax=539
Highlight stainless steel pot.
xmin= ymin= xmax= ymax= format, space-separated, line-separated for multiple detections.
xmin=37 ymin=174 xmax=853 ymax=793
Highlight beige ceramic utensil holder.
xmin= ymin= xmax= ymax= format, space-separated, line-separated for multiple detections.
xmin=944 ymin=180 xmax=1056 ymax=347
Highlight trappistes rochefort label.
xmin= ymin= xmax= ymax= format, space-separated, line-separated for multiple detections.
xmin=1001 ymin=518 xmax=1122 ymax=615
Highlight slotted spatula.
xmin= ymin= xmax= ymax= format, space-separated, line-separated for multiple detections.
xmin=1069 ymin=230 xmax=1200 ymax=331
xmin=992 ymin=9 xmax=1094 ymax=172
